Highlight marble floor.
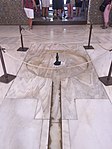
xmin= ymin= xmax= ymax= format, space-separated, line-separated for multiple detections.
xmin=0 ymin=25 xmax=112 ymax=149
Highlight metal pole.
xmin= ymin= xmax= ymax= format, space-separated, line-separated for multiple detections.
xmin=99 ymin=61 xmax=112 ymax=86
xmin=107 ymin=61 xmax=112 ymax=81
xmin=0 ymin=46 xmax=16 ymax=83
xmin=17 ymin=25 xmax=28 ymax=52
xmin=83 ymin=24 xmax=94 ymax=49
xmin=88 ymin=24 xmax=92 ymax=47
xmin=0 ymin=47 xmax=8 ymax=78
xmin=19 ymin=25 xmax=24 ymax=49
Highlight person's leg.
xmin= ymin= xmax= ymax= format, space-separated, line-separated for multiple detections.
xmin=58 ymin=9 xmax=62 ymax=19
xmin=70 ymin=4 xmax=73 ymax=18
xmin=67 ymin=3 xmax=71 ymax=18
xmin=103 ymin=4 xmax=111 ymax=28
xmin=42 ymin=7 xmax=45 ymax=17
xmin=46 ymin=8 xmax=48 ymax=17
xmin=42 ymin=7 xmax=46 ymax=19
xmin=25 ymin=8 xmax=34 ymax=29
xmin=28 ymin=18 xmax=33 ymax=29
xmin=75 ymin=7 xmax=79 ymax=16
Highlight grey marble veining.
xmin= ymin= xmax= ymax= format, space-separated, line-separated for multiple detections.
xmin=61 ymin=80 xmax=77 ymax=120
xmin=62 ymin=67 xmax=108 ymax=99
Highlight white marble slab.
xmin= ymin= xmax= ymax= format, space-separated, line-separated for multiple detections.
xmin=0 ymin=48 xmax=26 ymax=76
xmin=69 ymin=99 xmax=112 ymax=149
xmin=0 ymin=98 xmax=42 ymax=149
xmin=39 ymin=120 xmax=49 ymax=149
xmin=6 ymin=68 xmax=52 ymax=99
xmin=34 ymin=79 xmax=52 ymax=119
xmin=61 ymin=79 xmax=77 ymax=120
xmin=86 ymin=43 xmax=112 ymax=101
xmin=62 ymin=120 xmax=71 ymax=149
xmin=0 ymin=49 xmax=29 ymax=99
xmin=63 ymin=68 xmax=108 ymax=99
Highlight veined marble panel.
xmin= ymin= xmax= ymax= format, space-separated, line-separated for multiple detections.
xmin=92 ymin=26 xmax=112 ymax=44
xmin=0 ymin=99 xmax=42 ymax=149
xmin=62 ymin=65 xmax=108 ymax=99
xmin=0 ymin=45 xmax=27 ymax=99
xmin=86 ymin=44 xmax=111 ymax=77
xmin=86 ymin=44 xmax=112 ymax=101
xmin=62 ymin=120 xmax=71 ymax=149
xmin=34 ymin=79 xmax=52 ymax=119
xmin=0 ymin=45 xmax=27 ymax=76
xmin=92 ymin=33 xmax=112 ymax=44
xmin=39 ymin=120 xmax=49 ymax=149
xmin=0 ymin=84 xmax=12 ymax=99
xmin=6 ymin=66 xmax=52 ymax=100
xmin=0 ymin=26 xmax=19 ymax=37
xmin=69 ymin=99 xmax=112 ymax=149
xmin=61 ymin=80 xmax=77 ymax=120
xmin=24 ymin=42 xmax=90 ymax=80
xmin=0 ymin=37 xmax=19 ymax=44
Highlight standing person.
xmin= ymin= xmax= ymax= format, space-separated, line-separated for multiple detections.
xmin=66 ymin=0 xmax=75 ymax=19
xmin=41 ymin=0 xmax=50 ymax=20
xmin=52 ymin=0 xmax=64 ymax=19
xmin=102 ymin=0 xmax=112 ymax=29
xmin=75 ymin=0 xmax=83 ymax=16
xmin=22 ymin=0 xmax=37 ymax=29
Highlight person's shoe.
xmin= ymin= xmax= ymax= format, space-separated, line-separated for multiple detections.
xmin=53 ymin=14 xmax=58 ymax=19
xmin=46 ymin=17 xmax=50 ymax=20
xmin=42 ymin=17 xmax=46 ymax=20
xmin=66 ymin=16 xmax=70 ymax=19
xmin=29 ymin=26 xmax=33 ymax=30
xmin=102 ymin=26 xmax=108 ymax=29
xmin=59 ymin=16 xmax=62 ymax=20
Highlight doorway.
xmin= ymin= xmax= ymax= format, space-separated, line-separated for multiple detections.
xmin=34 ymin=0 xmax=89 ymax=25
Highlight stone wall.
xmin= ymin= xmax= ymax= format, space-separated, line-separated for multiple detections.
xmin=0 ymin=0 xmax=27 ymax=25
xmin=88 ymin=0 xmax=103 ymax=24
xmin=0 ymin=0 xmax=111 ymax=25
xmin=88 ymin=0 xmax=112 ymax=24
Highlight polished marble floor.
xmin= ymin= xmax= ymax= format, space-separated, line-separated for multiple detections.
xmin=0 ymin=25 xmax=112 ymax=149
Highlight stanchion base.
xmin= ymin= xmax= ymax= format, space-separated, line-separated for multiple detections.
xmin=54 ymin=61 xmax=61 ymax=66
xmin=83 ymin=46 xmax=94 ymax=49
xmin=0 ymin=74 xmax=16 ymax=84
xmin=99 ymin=76 xmax=112 ymax=86
xmin=17 ymin=47 xmax=29 ymax=52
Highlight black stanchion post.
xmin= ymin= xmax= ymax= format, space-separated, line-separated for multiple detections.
xmin=0 ymin=47 xmax=16 ymax=83
xmin=99 ymin=61 xmax=112 ymax=86
xmin=54 ymin=53 xmax=61 ymax=66
xmin=84 ymin=24 xmax=94 ymax=50
xmin=17 ymin=25 xmax=29 ymax=52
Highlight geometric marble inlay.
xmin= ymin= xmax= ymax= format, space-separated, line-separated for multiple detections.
xmin=26 ymin=43 xmax=89 ymax=80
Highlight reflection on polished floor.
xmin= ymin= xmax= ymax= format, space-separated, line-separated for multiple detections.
xmin=0 ymin=25 xmax=112 ymax=149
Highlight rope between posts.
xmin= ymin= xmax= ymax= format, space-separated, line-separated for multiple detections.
xmin=4 ymin=49 xmax=109 ymax=70
xmin=23 ymin=26 xmax=90 ymax=42
xmin=0 ymin=24 xmax=111 ymax=70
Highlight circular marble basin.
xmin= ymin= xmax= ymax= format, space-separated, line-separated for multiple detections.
xmin=26 ymin=49 xmax=89 ymax=79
